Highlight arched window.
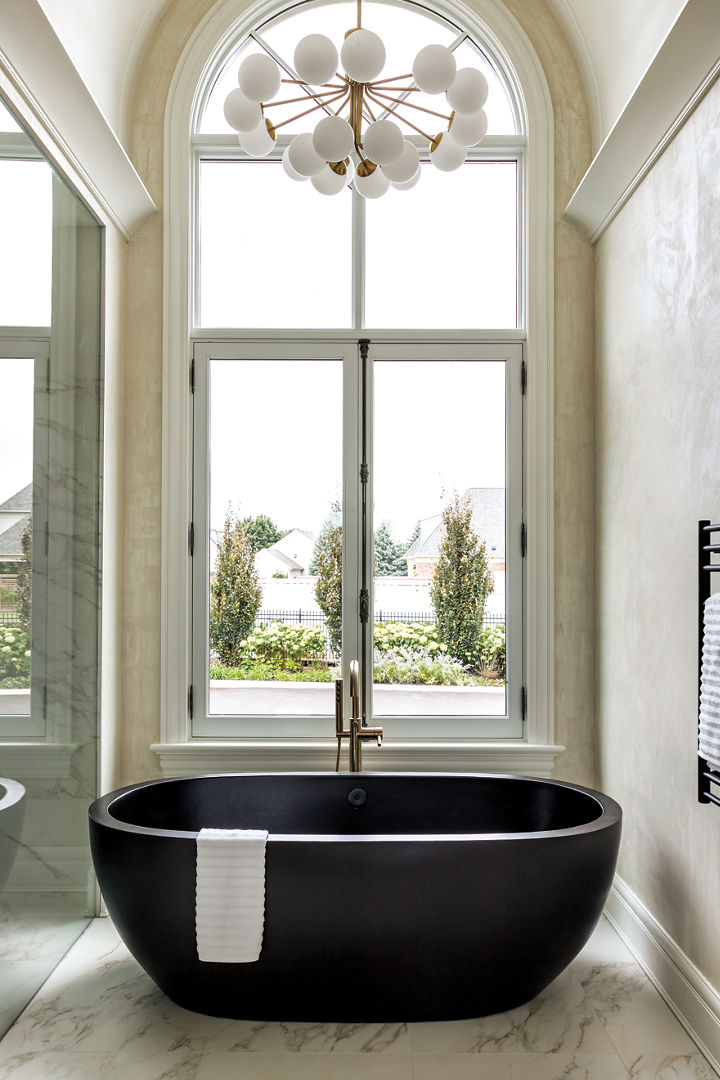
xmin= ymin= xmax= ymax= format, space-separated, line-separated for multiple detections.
xmin=159 ymin=0 xmax=555 ymax=772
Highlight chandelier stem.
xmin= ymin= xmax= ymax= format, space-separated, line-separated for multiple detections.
xmin=365 ymin=90 xmax=433 ymax=141
xmin=369 ymin=88 xmax=452 ymax=121
xmin=357 ymin=0 xmax=362 ymax=29
xmin=272 ymin=89 xmax=347 ymax=130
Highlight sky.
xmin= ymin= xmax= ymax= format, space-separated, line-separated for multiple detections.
xmin=209 ymin=357 xmax=506 ymax=547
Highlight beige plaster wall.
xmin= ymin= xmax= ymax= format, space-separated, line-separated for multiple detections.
xmin=595 ymin=80 xmax=720 ymax=985
xmin=118 ymin=0 xmax=596 ymax=788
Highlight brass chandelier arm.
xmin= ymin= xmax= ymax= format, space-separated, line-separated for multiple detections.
xmin=281 ymin=78 xmax=347 ymax=88
xmin=271 ymin=89 xmax=347 ymax=130
xmin=369 ymin=88 xmax=452 ymax=121
xmin=369 ymin=73 xmax=415 ymax=84
xmin=271 ymin=89 xmax=349 ymax=108
xmin=365 ymin=89 xmax=434 ymax=141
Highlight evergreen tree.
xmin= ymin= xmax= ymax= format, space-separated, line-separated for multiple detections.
xmin=210 ymin=511 xmax=262 ymax=665
xmin=311 ymin=504 xmax=342 ymax=654
xmin=240 ymin=514 xmax=284 ymax=553
xmin=430 ymin=493 xmax=493 ymax=670
xmin=405 ymin=521 xmax=421 ymax=551
xmin=374 ymin=521 xmax=407 ymax=576
xmin=15 ymin=520 xmax=32 ymax=633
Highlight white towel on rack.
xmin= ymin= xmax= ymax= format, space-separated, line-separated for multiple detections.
xmin=195 ymin=828 xmax=268 ymax=963
xmin=699 ymin=593 xmax=720 ymax=771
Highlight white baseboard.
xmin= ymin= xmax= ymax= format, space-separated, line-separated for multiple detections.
xmin=606 ymin=876 xmax=720 ymax=1074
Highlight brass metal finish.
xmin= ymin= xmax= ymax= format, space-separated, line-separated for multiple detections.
xmin=334 ymin=659 xmax=383 ymax=772
xmin=356 ymin=159 xmax=377 ymax=177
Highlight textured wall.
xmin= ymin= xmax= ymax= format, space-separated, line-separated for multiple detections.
xmin=595 ymin=80 xmax=720 ymax=985
xmin=118 ymin=0 xmax=596 ymax=788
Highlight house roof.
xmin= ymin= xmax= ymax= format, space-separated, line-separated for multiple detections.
xmin=0 ymin=515 xmax=31 ymax=559
xmin=0 ymin=484 xmax=32 ymax=515
xmin=404 ymin=488 xmax=505 ymax=560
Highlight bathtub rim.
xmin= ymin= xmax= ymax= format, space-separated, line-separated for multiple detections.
xmin=0 ymin=777 xmax=25 ymax=813
xmin=89 ymin=772 xmax=621 ymax=844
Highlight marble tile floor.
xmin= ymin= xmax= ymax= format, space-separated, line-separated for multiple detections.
xmin=0 ymin=913 xmax=717 ymax=1079
xmin=0 ymin=894 xmax=91 ymax=1038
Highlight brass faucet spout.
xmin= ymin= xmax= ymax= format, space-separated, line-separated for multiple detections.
xmin=334 ymin=659 xmax=383 ymax=772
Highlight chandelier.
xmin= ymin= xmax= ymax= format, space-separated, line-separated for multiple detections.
xmin=222 ymin=0 xmax=489 ymax=198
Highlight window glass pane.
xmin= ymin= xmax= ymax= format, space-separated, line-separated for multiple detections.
xmin=0 ymin=359 xmax=34 ymax=717
xmin=365 ymin=161 xmax=517 ymax=329
xmin=373 ymin=359 xmax=506 ymax=718
xmin=207 ymin=359 xmax=343 ymax=718
xmin=198 ymin=160 xmax=352 ymax=328
xmin=0 ymin=99 xmax=22 ymax=133
xmin=0 ymin=160 xmax=52 ymax=325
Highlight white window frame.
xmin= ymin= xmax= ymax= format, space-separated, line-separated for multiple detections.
xmin=156 ymin=0 xmax=559 ymax=775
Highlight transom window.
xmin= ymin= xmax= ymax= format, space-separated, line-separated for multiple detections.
xmin=184 ymin=0 xmax=531 ymax=748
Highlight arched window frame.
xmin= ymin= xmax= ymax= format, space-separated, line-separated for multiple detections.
xmin=156 ymin=0 xmax=558 ymax=775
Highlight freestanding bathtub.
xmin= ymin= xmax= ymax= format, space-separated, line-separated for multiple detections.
xmin=89 ymin=772 xmax=621 ymax=1022
xmin=0 ymin=777 xmax=26 ymax=893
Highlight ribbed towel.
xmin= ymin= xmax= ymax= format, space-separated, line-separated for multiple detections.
xmin=699 ymin=593 xmax=720 ymax=771
xmin=195 ymin=828 xmax=268 ymax=963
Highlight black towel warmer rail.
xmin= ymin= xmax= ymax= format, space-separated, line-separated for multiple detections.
xmin=699 ymin=520 xmax=720 ymax=806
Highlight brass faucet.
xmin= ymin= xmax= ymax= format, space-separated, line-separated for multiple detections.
xmin=335 ymin=660 xmax=383 ymax=771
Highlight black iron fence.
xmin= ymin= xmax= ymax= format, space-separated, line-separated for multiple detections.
xmin=256 ymin=609 xmax=504 ymax=629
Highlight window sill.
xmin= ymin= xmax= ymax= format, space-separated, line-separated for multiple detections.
xmin=0 ymin=742 xmax=77 ymax=779
xmin=150 ymin=740 xmax=565 ymax=778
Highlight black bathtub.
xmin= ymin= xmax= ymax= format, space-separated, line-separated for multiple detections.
xmin=89 ymin=772 xmax=621 ymax=1022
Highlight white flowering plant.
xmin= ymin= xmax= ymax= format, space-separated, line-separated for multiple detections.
xmin=0 ymin=625 xmax=31 ymax=687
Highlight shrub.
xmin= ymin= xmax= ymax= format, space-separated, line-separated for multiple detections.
xmin=479 ymin=623 xmax=506 ymax=678
xmin=210 ymin=661 xmax=334 ymax=683
xmin=239 ymin=622 xmax=327 ymax=671
xmin=0 ymin=627 xmax=31 ymax=686
xmin=372 ymin=646 xmax=478 ymax=686
xmin=312 ymin=510 xmax=342 ymax=654
xmin=374 ymin=621 xmax=447 ymax=656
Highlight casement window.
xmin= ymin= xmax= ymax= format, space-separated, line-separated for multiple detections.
xmin=159 ymin=0 xmax=555 ymax=770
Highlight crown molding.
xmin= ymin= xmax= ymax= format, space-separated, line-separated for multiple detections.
xmin=0 ymin=0 xmax=155 ymax=237
xmin=564 ymin=0 xmax=720 ymax=243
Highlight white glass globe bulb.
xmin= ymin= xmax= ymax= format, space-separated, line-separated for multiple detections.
xmin=391 ymin=169 xmax=421 ymax=191
xmin=429 ymin=131 xmax=466 ymax=172
xmin=340 ymin=29 xmax=386 ymax=82
xmin=287 ymin=132 xmax=326 ymax=177
xmin=294 ymin=34 xmax=339 ymax=85
xmin=412 ymin=44 xmax=456 ymax=94
xmin=446 ymin=68 xmax=489 ymax=114
xmin=380 ymin=139 xmax=420 ymax=183
xmin=282 ymin=144 xmax=309 ymax=181
xmin=362 ymin=119 xmax=403 ymax=165
xmin=448 ymin=108 xmax=488 ymax=146
xmin=312 ymin=115 xmax=355 ymax=162
xmin=223 ymin=88 xmax=262 ymax=132
xmin=354 ymin=164 xmax=390 ymax=199
xmin=238 ymin=54 xmax=281 ymax=103
xmin=238 ymin=121 xmax=275 ymax=158
xmin=311 ymin=162 xmax=353 ymax=195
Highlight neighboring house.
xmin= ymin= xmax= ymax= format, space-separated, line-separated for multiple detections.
xmin=403 ymin=488 xmax=506 ymax=580
xmin=255 ymin=528 xmax=316 ymax=579
xmin=0 ymin=484 xmax=32 ymax=610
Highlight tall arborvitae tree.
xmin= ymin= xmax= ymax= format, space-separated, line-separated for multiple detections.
xmin=374 ymin=521 xmax=407 ymax=576
xmin=210 ymin=511 xmax=262 ymax=665
xmin=430 ymin=493 xmax=493 ymax=670
xmin=311 ymin=503 xmax=342 ymax=654
xmin=15 ymin=520 xmax=32 ymax=633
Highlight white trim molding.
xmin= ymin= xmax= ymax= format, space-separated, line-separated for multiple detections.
xmin=151 ymin=740 xmax=565 ymax=777
xmin=0 ymin=0 xmax=156 ymax=238
xmin=606 ymin=875 xmax=720 ymax=1076
xmin=564 ymin=0 xmax=720 ymax=243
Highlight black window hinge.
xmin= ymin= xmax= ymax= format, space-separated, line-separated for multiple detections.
xmin=44 ymin=520 xmax=49 ymax=556
xmin=188 ymin=522 xmax=194 ymax=557
xmin=521 ymin=520 xmax=526 ymax=557
xmin=521 ymin=359 xmax=527 ymax=396
xmin=521 ymin=685 xmax=527 ymax=721
xmin=359 ymin=588 xmax=369 ymax=623
xmin=189 ymin=358 xmax=195 ymax=393
xmin=188 ymin=685 xmax=194 ymax=718
xmin=360 ymin=463 xmax=369 ymax=484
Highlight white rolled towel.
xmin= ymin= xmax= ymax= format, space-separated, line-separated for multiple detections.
xmin=195 ymin=828 xmax=268 ymax=963
xmin=699 ymin=593 xmax=720 ymax=771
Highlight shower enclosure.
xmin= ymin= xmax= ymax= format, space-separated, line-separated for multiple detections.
xmin=0 ymin=96 xmax=102 ymax=1038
